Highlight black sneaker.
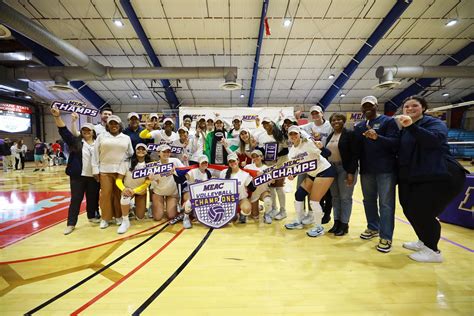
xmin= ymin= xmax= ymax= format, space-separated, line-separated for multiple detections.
xmin=41 ymin=169 xmax=45 ymax=171
xmin=360 ymin=229 xmax=379 ymax=240
xmin=33 ymin=169 xmax=39 ymax=172
xmin=376 ymin=239 xmax=392 ymax=253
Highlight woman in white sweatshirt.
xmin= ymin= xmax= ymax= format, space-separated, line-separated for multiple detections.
xmin=92 ymin=115 xmax=134 ymax=229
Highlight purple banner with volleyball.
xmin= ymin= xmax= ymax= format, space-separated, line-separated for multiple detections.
xmin=189 ymin=179 xmax=238 ymax=229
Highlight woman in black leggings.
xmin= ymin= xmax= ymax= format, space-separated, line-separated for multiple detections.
xmin=396 ymin=95 xmax=467 ymax=263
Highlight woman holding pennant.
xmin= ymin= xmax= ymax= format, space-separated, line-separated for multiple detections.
xmin=149 ymin=144 xmax=184 ymax=221
xmin=115 ymin=143 xmax=152 ymax=234
xmin=285 ymin=125 xmax=335 ymax=237
xmin=50 ymin=105 xmax=100 ymax=235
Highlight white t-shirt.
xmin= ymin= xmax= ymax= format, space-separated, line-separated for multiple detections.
xmin=94 ymin=123 xmax=106 ymax=136
xmin=170 ymin=138 xmax=193 ymax=166
xmin=81 ymin=141 xmax=95 ymax=177
xmin=245 ymin=163 xmax=270 ymax=202
xmin=219 ymin=169 xmax=252 ymax=200
xmin=119 ymin=160 xmax=148 ymax=194
xmin=150 ymin=157 xmax=183 ymax=196
xmin=288 ymin=139 xmax=331 ymax=177
xmin=149 ymin=130 xmax=178 ymax=145
xmin=92 ymin=132 xmax=134 ymax=174
xmin=187 ymin=168 xmax=211 ymax=184
xmin=300 ymin=120 xmax=333 ymax=145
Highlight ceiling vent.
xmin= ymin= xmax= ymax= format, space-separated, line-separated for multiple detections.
xmin=372 ymin=80 xmax=401 ymax=90
xmin=0 ymin=24 xmax=11 ymax=38
xmin=219 ymin=71 xmax=242 ymax=91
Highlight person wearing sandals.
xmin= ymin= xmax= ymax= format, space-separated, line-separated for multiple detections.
xmin=219 ymin=153 xmax=255 ymax=223
xmin=92 ymin=115 xmax=134 ymax=229
xmin=396 ymin=96 xmax=467 ymax=262
xmin=285 ymin=126 xmax=335 ymax=237
xmin=50 ymin=106 xmax=100 ymax=235
xmin=324 ymin=113 xmax=358 ymax=236
xmin=115 ymin=143 xmax=152 ymax=234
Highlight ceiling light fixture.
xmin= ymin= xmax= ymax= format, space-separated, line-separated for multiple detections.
xmin=328 ymin=74 xmax=335 ymax=79
xmin=24 ymin=95 xmax=32 ymax=99
xmin=240 ymin=93 xmax=245 ymax=98
xmin=445 ymin=19 xmax=458 ymax=27
xmin=340 ymin=93 xmax=346 ymax=98
xmin=442 ymin=92 xmax=450 ymax=97
xmin=283 ymin=18 xmax=292 ymax=27
xmin=132 ymin=94 xmax=139 ymax=99
xmin=113 ymin=19 xmax=124 ymax=27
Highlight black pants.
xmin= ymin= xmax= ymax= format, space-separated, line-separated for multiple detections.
xmin=399 ymin=162 xmax=466 ymax=251
xmin=320 ymin=190 xmax=332 ymax=218
xmin=15 ymin=156 xmax=25 ymax=170
xmin=68 ymin=176 xmax=100 ymax=226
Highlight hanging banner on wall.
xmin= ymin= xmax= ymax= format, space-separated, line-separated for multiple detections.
xmin=179 ymin=107 xmax=294 ymax=131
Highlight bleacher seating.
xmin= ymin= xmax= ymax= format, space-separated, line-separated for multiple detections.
xmin=448 ymin=129 xmax=474 ymax=159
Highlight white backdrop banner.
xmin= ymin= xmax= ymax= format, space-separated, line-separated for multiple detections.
xmin=179 ymin=107 xmax=294 ymax=129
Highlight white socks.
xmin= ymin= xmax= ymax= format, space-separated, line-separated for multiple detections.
xmin=276 ymin=187 xmax=286 ymax=211
xmin=269 ymin=187 xmax=277 ymax=209
xmin=263 ymin=196 xmax=272 ymax=214
xmin=294 ymin=201 xmax=305 ymax=222
xmin=309 ymin=201 xmax=323 ymax=226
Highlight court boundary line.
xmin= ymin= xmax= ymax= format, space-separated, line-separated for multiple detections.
xmin=24 ymin=223 xmax=170 ymax=315
xmin=132 ymin=228 xmax=213 ymax=315
xmin=70 ymin=227 xmax=185 ymax=315
xmin=0 ymin=220 xmax=169 ymax=265
xmin=353 ymin=199 xmax=474 ymax=253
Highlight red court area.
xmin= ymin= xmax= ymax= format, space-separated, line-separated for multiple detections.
xmin=0 ymin=191 xmax=75 ymax=248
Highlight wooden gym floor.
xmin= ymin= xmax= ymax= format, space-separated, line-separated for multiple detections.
xmin=0 ymin=162 xmax=473 ymax=315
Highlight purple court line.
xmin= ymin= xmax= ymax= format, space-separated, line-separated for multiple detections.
xmin=353 ymin=199 xmax=474 ymax=253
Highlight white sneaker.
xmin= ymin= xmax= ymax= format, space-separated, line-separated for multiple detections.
xmin=301 ymin=211 xmax=314 ymax=225
xmin=274 ymin=210 xmax=287 ymax=220
xmin=285 ymin=220 xmax=303 ymax=230
xmin=306 ymin=225 xmax=325 ymax=238
xmin=409 ymin=246 xmax=443 ymax=263
xmin=64 ymin=226 xmax=75 ymax=235
xmin=403 ymin=240 xmax=425 ymax=251
xmin=100 ymin=220 xmax=109 ymax=229
xmin=115 ymin=217 xmax=123 ymax=226
xmin=269 ymin=208 xmax=279 ymax=219
xmin=88 ymin=218 xmax=100 ymax=224
xmin=263 ymin=213 xmax=272 ymax=224
xmin=183 ymin=214 xmax=192 ymax=229
xmin=117 ymin=219 xmax=130 ymax=234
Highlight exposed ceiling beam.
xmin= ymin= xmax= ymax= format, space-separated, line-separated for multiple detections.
xmin=119 ymin=0 xmax=180 ymax=109
xmin=10 ymin=30 xmax=107 ymax=109
xmin=248 ymin=0 xmax=269 ymax=107
xmin=317 ymin=0 xmax=413 ymax=110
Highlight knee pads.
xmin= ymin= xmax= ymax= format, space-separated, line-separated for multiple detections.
xmin=294 ymin=187 xmax=308 ymax=202
xmin=120 ymin=195 xmax=132 ymax=206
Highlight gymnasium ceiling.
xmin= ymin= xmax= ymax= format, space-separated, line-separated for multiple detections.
xmin=0 ymin=0 xmax=473 ymax=110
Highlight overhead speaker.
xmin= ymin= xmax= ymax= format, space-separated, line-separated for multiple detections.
xmin=372 ymin=80 xmax=401 ymax=90
xmin=48 ymin=83 xmax=76 ymax=92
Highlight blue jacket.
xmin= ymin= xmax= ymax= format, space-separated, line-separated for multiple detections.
xmin=123 ymin=125 xmax=146 ymax=150
xmin=58 ymin=126 xmax=84 ymax=177
xmin=398 ymin=115 xmax=452 ymax=183
xmin=353 ymin=115 xmax=399 ymax=174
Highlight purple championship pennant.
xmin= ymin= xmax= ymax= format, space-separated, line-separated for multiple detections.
xmin=51 ymin=100 xmax=98 ymax=117
xmin=147 ymin=143 xmax=183 ymax=154
xmin=131 ymin=162 xmax=173 ymax=179
xmin=253 ymin=157 xmax=318 ymax=186
xmin=189 ymin=179 xmax=239 ymax=229
xmin=264 ymin=142 xmax=278 ymax=161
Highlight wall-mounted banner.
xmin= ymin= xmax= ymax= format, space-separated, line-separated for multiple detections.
xmin=264 ymin=142 xmax=278 ymax=161
xmin=51 ymin=100 xmax=98 ymax=117
xmin=253 ymin=158 xmax=318 ymax=186
xmin=189 ymin=179 xmax=238 ymax=229
xmin=147 ymin=143 xmax=183 ymax=154
xmin=131 ymin=162 xmax=173 ymax=179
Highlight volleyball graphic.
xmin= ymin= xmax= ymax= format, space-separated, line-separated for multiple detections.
xmin=208 ymin=205 xmax=225 ymax=223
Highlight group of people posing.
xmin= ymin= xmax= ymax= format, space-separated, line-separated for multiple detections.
xmin=50 ymin=94 xmax=467 ymax=264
